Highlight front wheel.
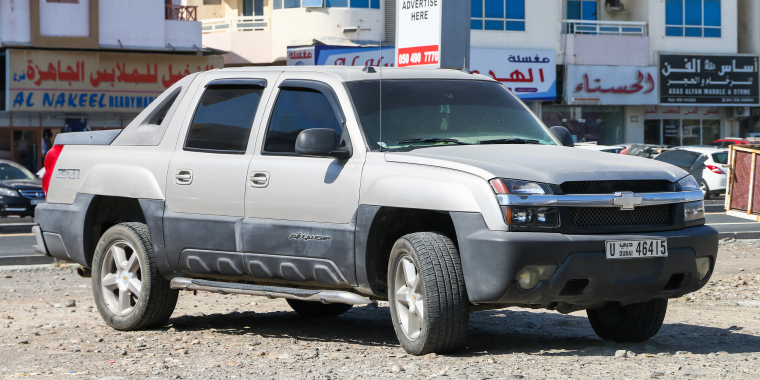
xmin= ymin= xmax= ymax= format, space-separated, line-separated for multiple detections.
xmin=92 ymin=222 xmax=178 ymax=330
xmin=388 ymin=232 xmax=469 ymax=355
xmin=586 ymin=299 xmax=667 ymax=342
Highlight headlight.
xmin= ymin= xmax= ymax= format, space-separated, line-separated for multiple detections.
xmin=0 ymin=188 xmax=19 ymax=197
xmin=684 ymin=200 xmax=705 ymax=222
xmin=677 ymin=175 xmax=700 ymax=191
xmin=490 ymin=179 xmax=552 ymax=195
xmin=503 ymin=206 xmax=560 ymax=227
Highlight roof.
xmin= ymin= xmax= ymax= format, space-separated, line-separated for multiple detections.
xmin=217 ymin=66 xmax=496 ymax=82
xmin=676 ymin=146 xmax=728 ymax=154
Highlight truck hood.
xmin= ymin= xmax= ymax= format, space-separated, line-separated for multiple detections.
xmin=384 ymin=145 xmax=688 ymax=185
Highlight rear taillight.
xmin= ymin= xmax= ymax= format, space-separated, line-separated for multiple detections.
xmin=705 ymin=165 xmax=725 ymax=175
xmin=42 ymin=145 xmax=64 ymax=196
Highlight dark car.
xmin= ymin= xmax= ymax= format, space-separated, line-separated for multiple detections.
xmin=0 ymin=160 xmax=45 ymax=217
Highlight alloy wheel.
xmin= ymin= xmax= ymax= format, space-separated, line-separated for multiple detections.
xmin=394 ymin=255 xmax=425 ymax=341
xmin=100 ymin=240 xmax=142 ymax=316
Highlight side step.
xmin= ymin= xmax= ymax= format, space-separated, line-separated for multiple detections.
xmin=170 ymin=278 xmax=374 ymax=306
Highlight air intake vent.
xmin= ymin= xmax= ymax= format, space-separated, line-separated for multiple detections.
xmin=560 ymin=180 xmax=671 ymax=194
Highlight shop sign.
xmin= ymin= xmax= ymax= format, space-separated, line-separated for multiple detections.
xmin=566 ymin=65 xmax=658 ymax=105
xmin=470 ymin=48 xmax=556 ymax=101
xmin=6 ymin=49 xmax=223 ymax=113
xmin=643 ymin=106 xmax=722 ymax=119
xmin=659 ymin=53 xmax=759 ymax=105
xmin=395 ymin=0 xmax=442 ymax=68
xmin=287 ymin=47 xmax=315 ymax=66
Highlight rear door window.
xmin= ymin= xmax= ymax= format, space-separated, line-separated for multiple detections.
xmin=712 ymin=152 xmax=728 ymax=164
xmin=185 ymin=86 xmax=264 ymax=153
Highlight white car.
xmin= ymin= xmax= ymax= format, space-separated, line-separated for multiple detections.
xmin=676 ymin=146 xmax=728 ymax=199
xmin=575 ymin=144 xmax=627 ymax=154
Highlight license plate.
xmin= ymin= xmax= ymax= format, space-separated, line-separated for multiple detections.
xmin=31 ymin=199 xmax=45 ymax=205
xmin=606 ymin=239 xmax=668 ymax=259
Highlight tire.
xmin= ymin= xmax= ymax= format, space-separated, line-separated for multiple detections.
xmin=286 ymin=299 xmax=353 ymax=317
xmin=701 ymin=180 xmax=711 ymax=200
xmin=387 ymin=232 xmax=469 ymax=355
xmin=92 ymin=222 xmax=179 ymax=330
xmin=586 ymin=299 xmax=668 ymax=342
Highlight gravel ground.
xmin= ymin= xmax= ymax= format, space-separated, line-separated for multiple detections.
xmin=0 ymin=240 xmax=759 ymax=379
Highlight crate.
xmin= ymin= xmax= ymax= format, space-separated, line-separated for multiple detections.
xmin=725 ymin=144 xmax=760 ymax=221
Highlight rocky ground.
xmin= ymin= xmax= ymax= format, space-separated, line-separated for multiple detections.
xmin=0 ymin=240 xmax=759 ymax=379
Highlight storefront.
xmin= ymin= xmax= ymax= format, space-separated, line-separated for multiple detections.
xmin=643 ymin=106 xmax=722 ymax=146
xmin=2 ymin=49 xmax=223 ymax=172
xmin=555 ymin=64 xmax=658 ymax=145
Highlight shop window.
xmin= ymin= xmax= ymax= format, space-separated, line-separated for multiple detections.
xmin=203 ymin=0 xmax=222 ymax=4
xmin=702 ymin=120 xmax=720 ymax=145
xmin=666 ymin=0 xmax=721 ymax=38
xmin=644 ymin=120 xmax=661 ymax=145
xmin=682 ymin=120 xmax=700 ymax=146
xmin=471 ymin=0 xmax=525 ymax=31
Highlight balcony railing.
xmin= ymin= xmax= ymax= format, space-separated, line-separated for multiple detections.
xmin=202 ymin=16 xmax=270 ymax=33
xmin=563 ymin=20 xmax=647 ymax=36
xmin=166 ymin=5 xmax=198 ymax=21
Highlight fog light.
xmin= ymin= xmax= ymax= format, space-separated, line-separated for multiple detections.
xmin=696 ymin=257 xmax=711 ymax=281
xmin=515 ymin=265 xmax=557 ymax=290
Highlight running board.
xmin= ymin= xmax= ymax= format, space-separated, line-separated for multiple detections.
xmin=170 ymin=278 xmax=374 ymax=306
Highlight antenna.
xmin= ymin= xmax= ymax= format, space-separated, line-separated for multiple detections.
xmin=461 ymin=57 xmax=472 ymax=74
xmin=379 ymin=33 xmax=383 ymax=152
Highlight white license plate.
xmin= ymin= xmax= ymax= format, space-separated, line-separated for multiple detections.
xmin=606 ymin=239 xmax=668 ymax=259
xmin=30 ymin=199 xmax=45 ymax=205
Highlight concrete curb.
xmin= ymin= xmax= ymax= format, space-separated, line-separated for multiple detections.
xmin=719 ymin=231 xmax=760 ymax=240
xmin=0 ymin=255 xmax=55 ymax=266
xmin=0 ymin=223 xmax=36 ymax=235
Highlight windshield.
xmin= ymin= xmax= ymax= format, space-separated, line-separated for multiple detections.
xmin=346 ymin=79 xmax=557 ymax=151
xmin=712 ymin=152 xmax=728 ymax=164
xmin=0 ymin=163 xmax=36 ymax=180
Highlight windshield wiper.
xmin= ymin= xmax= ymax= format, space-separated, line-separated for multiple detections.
xmin=396 ymin=138 xmax=472 ymax=145
xmin=478 ymin=138 xmax=541 ymax=145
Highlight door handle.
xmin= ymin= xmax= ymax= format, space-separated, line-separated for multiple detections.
xmin=175 ymin=169 xmax=193 ymax=185
xmin=249 ymin=172 xmax=269 ymax=188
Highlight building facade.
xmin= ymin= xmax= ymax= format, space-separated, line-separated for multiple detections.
xmin=1 ymin=0 xmax=223 ymax=172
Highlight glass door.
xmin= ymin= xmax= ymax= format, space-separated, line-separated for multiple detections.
xmin=682 ymin=120 xmax=700 ymax=146
xmin=702 ymin=120 xmax=720 ymax=145
xmin=663 ymin=119 xmax=680 ymax=147
xmin=12 ymin=129 xmax=40 ymax=173
xmin=644 ymin=119 xmax=661 ymax=145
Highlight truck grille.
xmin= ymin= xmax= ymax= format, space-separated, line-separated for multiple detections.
xmin=18 ymin=190 xmax=45 ymax=199
xmin=567 ymin=205 xmax=672 ymax=227
xmin=560 ymin=180 xmax=671 ymax=195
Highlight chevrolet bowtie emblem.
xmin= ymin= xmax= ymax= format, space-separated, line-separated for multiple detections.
xmin=613 ymin=191 xmax=643 ymax=210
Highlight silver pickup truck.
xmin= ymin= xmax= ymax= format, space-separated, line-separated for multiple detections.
xmin=33 ymin=67 xmax=716 ymax=355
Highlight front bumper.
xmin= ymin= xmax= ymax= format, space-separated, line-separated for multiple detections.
xmin=451 ymin=212 xmax=718 ymax=306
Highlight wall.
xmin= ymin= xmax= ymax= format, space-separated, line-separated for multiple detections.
xmin=270 ymin=7 xmax=383 ymax=62
xmin=648 ymin=0 xmax=738 ymax=65
xmin=39 ymin=0 xmax=89 ymax=37
xmin=99 ymin=0 xmax=165 ymax=48
xmin=565 ymin=35 xmax=649 ymax=66
xmin=165 ymin=20 xmax=203 ymax=49
xmin=738 ymin=0 xmax=760 ymax=55
xmin=471 ymin=0 xmax=563 ymax=62
xmin=203 ymin=30 xmax=272 ymax=64
xmin=625 ymin=106 xmax=645 ymax=143
xmin=0 ymin=0 xmax=31 ymax=44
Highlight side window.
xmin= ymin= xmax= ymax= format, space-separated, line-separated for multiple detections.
xmin=263 ymin=88 xmax=344 ymax=154
xmin=185 ymin=86 xmax=263 ymax=153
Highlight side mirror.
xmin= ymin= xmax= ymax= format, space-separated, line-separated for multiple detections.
xmin=295 ymin=128 xmax=350 ymax=158
xmin=550 ymin=126 xmax=574 ymax=147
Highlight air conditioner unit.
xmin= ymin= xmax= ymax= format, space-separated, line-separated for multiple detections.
xmin=606 ymin=0 xmax=626 ymax=12
xmin=733 ymin=106 xmax=751 ymax=119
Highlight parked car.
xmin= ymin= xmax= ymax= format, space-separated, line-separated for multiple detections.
xmin=34 ymin=67 xmax=716 ymax=355
xmin=0 ymin=160 xmax=45 ymax=217
xmin=676 ymin=147 xmax=728 ymax=199
xmin=575 ymin=144 xmax=627 ymax=154
xmin=711 ymin=138 xmax=760 ymax=148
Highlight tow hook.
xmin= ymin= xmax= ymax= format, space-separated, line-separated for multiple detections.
xmin=76 ymin=267 xmax=92 ymax=278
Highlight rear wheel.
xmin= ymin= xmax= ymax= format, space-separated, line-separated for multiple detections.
xmin=388 ymin=232 xmax=469 ymax=355
xmin=92 ymin=222 xmax=178 ymax=330
xmin=587 ymin=299 xmax=667 ymax=342
xmin=700 ymin=179 xmax=711 ymax=199
xmin=286 ymin=299 xmax=352 ymax=317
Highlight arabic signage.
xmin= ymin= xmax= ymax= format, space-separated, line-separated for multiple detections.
xmin=287 ymin=47 xmax=315 ymax=66
xmin=643 ymin=106 xmax=722 ymax=119
xmin=566 ymin=65 xmax=658 ymax=105
xmin=659 ymin=53 xmax=759 ymax=106
xmin=6 ymin=49 xmax=223 ymax=113
xmin=395 ymin=0 xmax=441 ymax=68
xmin=286 ymin=46 xmax=396 ymax=67
xmin=470 ymin=48 xmax=556 ymax=101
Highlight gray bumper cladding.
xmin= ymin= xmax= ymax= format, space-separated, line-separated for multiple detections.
xmin=170 ymin=278 xmax=375 ymax=306
xmin=32 ymin=226 xmax=48 ymax=256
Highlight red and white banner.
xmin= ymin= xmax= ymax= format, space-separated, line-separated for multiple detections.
xmin=397 ymin=45 xmax=439 ymax=67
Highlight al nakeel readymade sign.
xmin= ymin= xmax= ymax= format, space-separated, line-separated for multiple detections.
xmin=471 ymin=48 xmax=556 ymax=101
xmin=6 ymin=49 xmax=223 ymax=113
xmin=567 ymin=65 xmax=658 ymax=105
xmin=659 ymin=53 xmax=759 ymax=105
xmin=395 ymin=0 xmax=441 ymax=68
